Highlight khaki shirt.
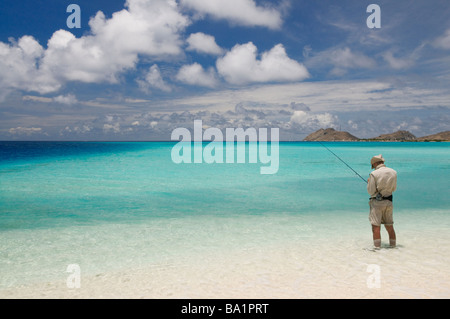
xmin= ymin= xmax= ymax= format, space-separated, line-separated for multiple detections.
xmin=367 ymin=164 xmax=397 ymax=197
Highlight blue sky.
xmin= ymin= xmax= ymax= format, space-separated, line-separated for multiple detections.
xmin=1 ymin=0 xmax=449 ymax=140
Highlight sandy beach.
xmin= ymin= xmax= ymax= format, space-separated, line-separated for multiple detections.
xmin=2 ymin=232 xmax=449 ymax=299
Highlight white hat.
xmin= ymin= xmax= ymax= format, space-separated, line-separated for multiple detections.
xmin=371 ymin=154 xmax=385 ymax=167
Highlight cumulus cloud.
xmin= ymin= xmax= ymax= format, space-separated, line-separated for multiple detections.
xmin=138 ymin=64 xmax=172 ymax=93
xmin=0 ymin=0 xmax=189 ymax=97
xmin=0 ymin=36 xmax=60 ymax=95
xmin=43 ymin=0 xmax=188 ymax=84
xmin=186 ymin=32 xmax=223 ymax=55
xmin=216 ymin=42 xmax=309 ymax=85
xmin=176 ymin=63 xmax=219 ymax=87
xmin=63 ymin=125 xmax=92 ymax=134
xmin=290 ymin=110 xmax=338 ymax=130
xmin=180 ymin=0 xmax=282 ymax=29
xmin=103 ymin=123 xmax=121 ymax=133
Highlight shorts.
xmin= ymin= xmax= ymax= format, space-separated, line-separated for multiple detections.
xmin=369 ymin=198 xmax=394 ymax=226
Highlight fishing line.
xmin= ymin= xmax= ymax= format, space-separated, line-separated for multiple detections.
xmin=318 ymin=141 xmax=368 ymax=184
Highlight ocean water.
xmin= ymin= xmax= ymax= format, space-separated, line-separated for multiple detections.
xmin=0 ymin=141 xmax=449 ymax=297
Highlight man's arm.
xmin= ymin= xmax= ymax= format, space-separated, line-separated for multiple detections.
xmin=367 ymin=173 xmax=377 ymax=196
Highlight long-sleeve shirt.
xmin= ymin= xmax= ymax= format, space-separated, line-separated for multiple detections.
xmin=367 ymin=164 xmax=397 ymax=197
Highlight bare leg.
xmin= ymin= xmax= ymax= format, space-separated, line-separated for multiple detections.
xmin=385 ymin=225 xmax=396 ymax=247
xmin=372 ymin=225 xmax=381 ymax=248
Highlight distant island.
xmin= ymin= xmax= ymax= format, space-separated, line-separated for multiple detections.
xmin=303 ymin=128 xmax=450 ymax=142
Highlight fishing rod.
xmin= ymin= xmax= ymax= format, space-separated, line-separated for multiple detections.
xmin=318 ymin=141 xmax=368 ymax=184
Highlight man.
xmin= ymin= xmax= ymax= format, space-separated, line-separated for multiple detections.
xmin=367 ymin=154 xmax=397 ymax=249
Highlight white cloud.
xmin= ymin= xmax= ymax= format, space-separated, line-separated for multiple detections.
xmin=329 ymin=48 xmax=376 ymax=75
xmin=216 ymin=42 xmax=309 ymax=85
xmin=22 ymin=94 xmax=78 ymax=105
xmin=290 ymin=110 xmax=337 ymax=129
xmin=150 ymin=121 xmax=158 ymax=128
xmin=334 ymin=47 xmax=376 ymax=68
xmin=180 ymin=0 xmax=282 ymax=29
xmin=42 ymin=0 xmax=189 ymax=84
xmin=53 ymin=94 xmax=78 ymax=105
xmin=176 ymin=63 xmax=219 ymax=87
xmin=138 ymin=64 xmax=172 ymax=93
xmin=433 ymin=29 xmax=450 ymax=50
xmin=186 ymin=32 xmax=223 ymax=55
xmin=0 ymin=0 xmax=190 ymax=96
xmin=91 ymin=0 xmax=188 ymax=56
xmin=63 ymin=125 xmax=92 ymax=134
xmin=103 ymin=122 xmax=121 ymax=133
xmin=8 ymin=127 xmax=43 ymax=135
xmin=382 ymin=51 xmax=413 ymax=70
xmin=381 ymin=46 xmax=423 ymax=70
xmin=348 ymin=120 xmax=358 ymax=130
xmin=0 ymin=36 xmax=60 ymax=96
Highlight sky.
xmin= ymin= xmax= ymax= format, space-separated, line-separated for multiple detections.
xmin=0 ymin=0 xmax=449 ymax=141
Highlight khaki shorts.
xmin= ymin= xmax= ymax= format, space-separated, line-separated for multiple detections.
xmin=369 ymin=199 xmax=394 ymax=226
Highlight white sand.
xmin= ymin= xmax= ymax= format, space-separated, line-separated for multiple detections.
xmin=2 ymin=234 xmax=449 ymax=299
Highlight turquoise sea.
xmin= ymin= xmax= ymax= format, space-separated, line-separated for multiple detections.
xmin=0 ymin=141 xmax=449 ymax=297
